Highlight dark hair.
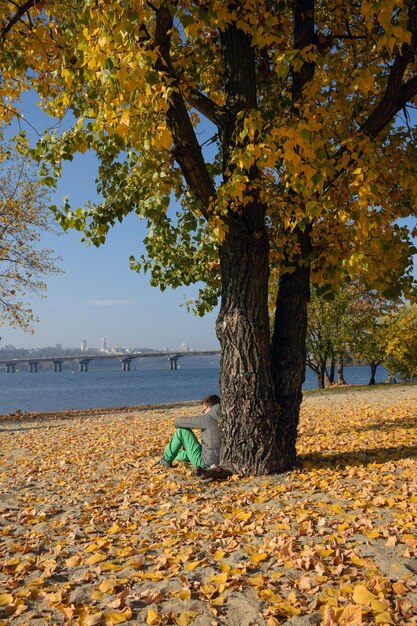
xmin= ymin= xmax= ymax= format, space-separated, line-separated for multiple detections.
xmin=202 ymin=394 xmax=220 ymax=408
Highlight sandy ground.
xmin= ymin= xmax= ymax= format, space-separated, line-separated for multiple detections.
xmin=0 ymin=384 xmax=416 ymax=625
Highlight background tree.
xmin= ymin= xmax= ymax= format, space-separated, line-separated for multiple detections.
xmin=346 ymin=290 xmax=396 ymax=384
xmin=307 ymin=283 xmax=398 ymax=387
xmin=385 ymin=304 xmax=417 ymax=381
xmin=0 ymin=139 xmax=61 ymax=332
xmin=306 ymin=285 xmax=351 ymax=388
xmin=1 ymin=1 xmax=417 ymax=474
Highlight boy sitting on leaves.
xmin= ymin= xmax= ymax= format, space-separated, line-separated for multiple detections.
xmin=159 ymin=394 xmax=221 ymax=474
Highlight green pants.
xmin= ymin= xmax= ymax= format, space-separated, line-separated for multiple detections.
xmin=163 ymin=428 xmax=207 ymax=469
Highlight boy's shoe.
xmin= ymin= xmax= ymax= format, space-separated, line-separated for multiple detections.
xmin=158 ymin=457 xmax=172 ymax=468
xmin=199 ymin=465 xmax=232 ymax=481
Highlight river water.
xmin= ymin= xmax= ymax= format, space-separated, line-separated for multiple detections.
xmin=0 ymin=357 xmax=389 ymax=414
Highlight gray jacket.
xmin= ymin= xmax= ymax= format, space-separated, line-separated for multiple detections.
xmin=174 ymin=403 xmax=221 ymax=467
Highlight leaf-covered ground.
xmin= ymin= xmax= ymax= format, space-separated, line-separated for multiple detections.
xmin=0 ymin=384 xmax=416 ymax=626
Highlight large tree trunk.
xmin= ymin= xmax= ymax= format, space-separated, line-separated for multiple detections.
xmin=271 ymin=227 xmax=311 ymax=470
xmin=216 ymin=21 xmax=282 ymax=475
xmin=269 ymin=0 xmax=315 ymax=470
xmin=217 ymin=207 xmax=282 ymax=475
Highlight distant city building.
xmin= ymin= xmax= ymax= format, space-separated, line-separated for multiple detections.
xmin=81 ymin=340 xmax=87 ymax=352
xmin=100 ymin=337 xmax=107 ymax=352
xmin=56 ymin=343 xmax=62 ymax=351
xmin=179 ymin=342 xmax=190 ymax=352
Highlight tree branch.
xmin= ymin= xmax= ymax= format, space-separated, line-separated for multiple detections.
xmin=1 ymin=0 xmax=40 ymax=39
xmin=325 ymin=2 xmax=417 ymax=193
xmin=401 ymin=74 xmax=417 ymax=102
xmin=187 ymin=87 xmax=228 ymax=128
xmin=154 ymin=3 xmax=215 ymax=217
xmin=361 ymin=2 xmax=417 ymax=138
xmin=332 ymin=34 xmax=368 ymax=40
xmin=292 ymin=0 xmax=315 ymax=109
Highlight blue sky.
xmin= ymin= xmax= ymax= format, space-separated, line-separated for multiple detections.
xmin=0 ymin=94 xmax=220 ymax=351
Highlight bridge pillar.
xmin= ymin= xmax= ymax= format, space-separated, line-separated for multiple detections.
xmin=121 ymin=358 xmax=132 ymax=371
xmin=28 ymin=361 xmax=39 ymax=373
xmin=6 ymin=363 xmax=16 ymax=373
xmin=53 ymin=360 xmax=64 ymax=373
xmin=168 ymin=356 xmax=179 ymax=370
xmin=79 ymin=359 xmax=90 ymax=372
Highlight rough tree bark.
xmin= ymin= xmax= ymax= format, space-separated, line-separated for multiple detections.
xmin=217 ymin=207 xmax=282 ymax=474
xmin=269 ymin=0 xmax=315 ymax=470
xmin=217 ymin=21 xmax=282 ymax=474
xmin=271 ymin=227 xmax=311 ymax=469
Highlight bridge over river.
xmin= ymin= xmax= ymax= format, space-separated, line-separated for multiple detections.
xmin=0 ymin=350 xmax=220 ymax=373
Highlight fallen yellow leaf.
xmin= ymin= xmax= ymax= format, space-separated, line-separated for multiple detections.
xmin=338 ymin=604 xmax=362 ymax=624
xmin=86 ymin=552 xmax=106 ymax=565
xmin=171 ymin=588 xmax=191 ymax=601
xmin=0 ymin=594 xmax=13 ymax=607
xmin=83 ymin=613 xmax=103 ymax=626
xmin=99 ymin=579 xmax=118 ymax=593
xmin=352 ymin=584 xmax=377 ymax=605
xmin=250 ymin=552 xmax=269 ymax=564
xmin=175 ymin=611 xmax=198 ymax=626
xmin=104 ymin=607 xmax=132 ymax=625
xmin=147 ymin=608 xmax=160 ymax=625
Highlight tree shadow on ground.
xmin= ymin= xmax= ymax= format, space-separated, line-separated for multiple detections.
xmin=299 ymin=444 xmax=417 ymax=469
xmin=335 ymin=415 xmax=416 ymax=434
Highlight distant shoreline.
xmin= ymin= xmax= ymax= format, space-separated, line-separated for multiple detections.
xmin=1 ymin=381 xmax=414 ymax=422
xmin=0 ymin=399 xmax=201 ymax=421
